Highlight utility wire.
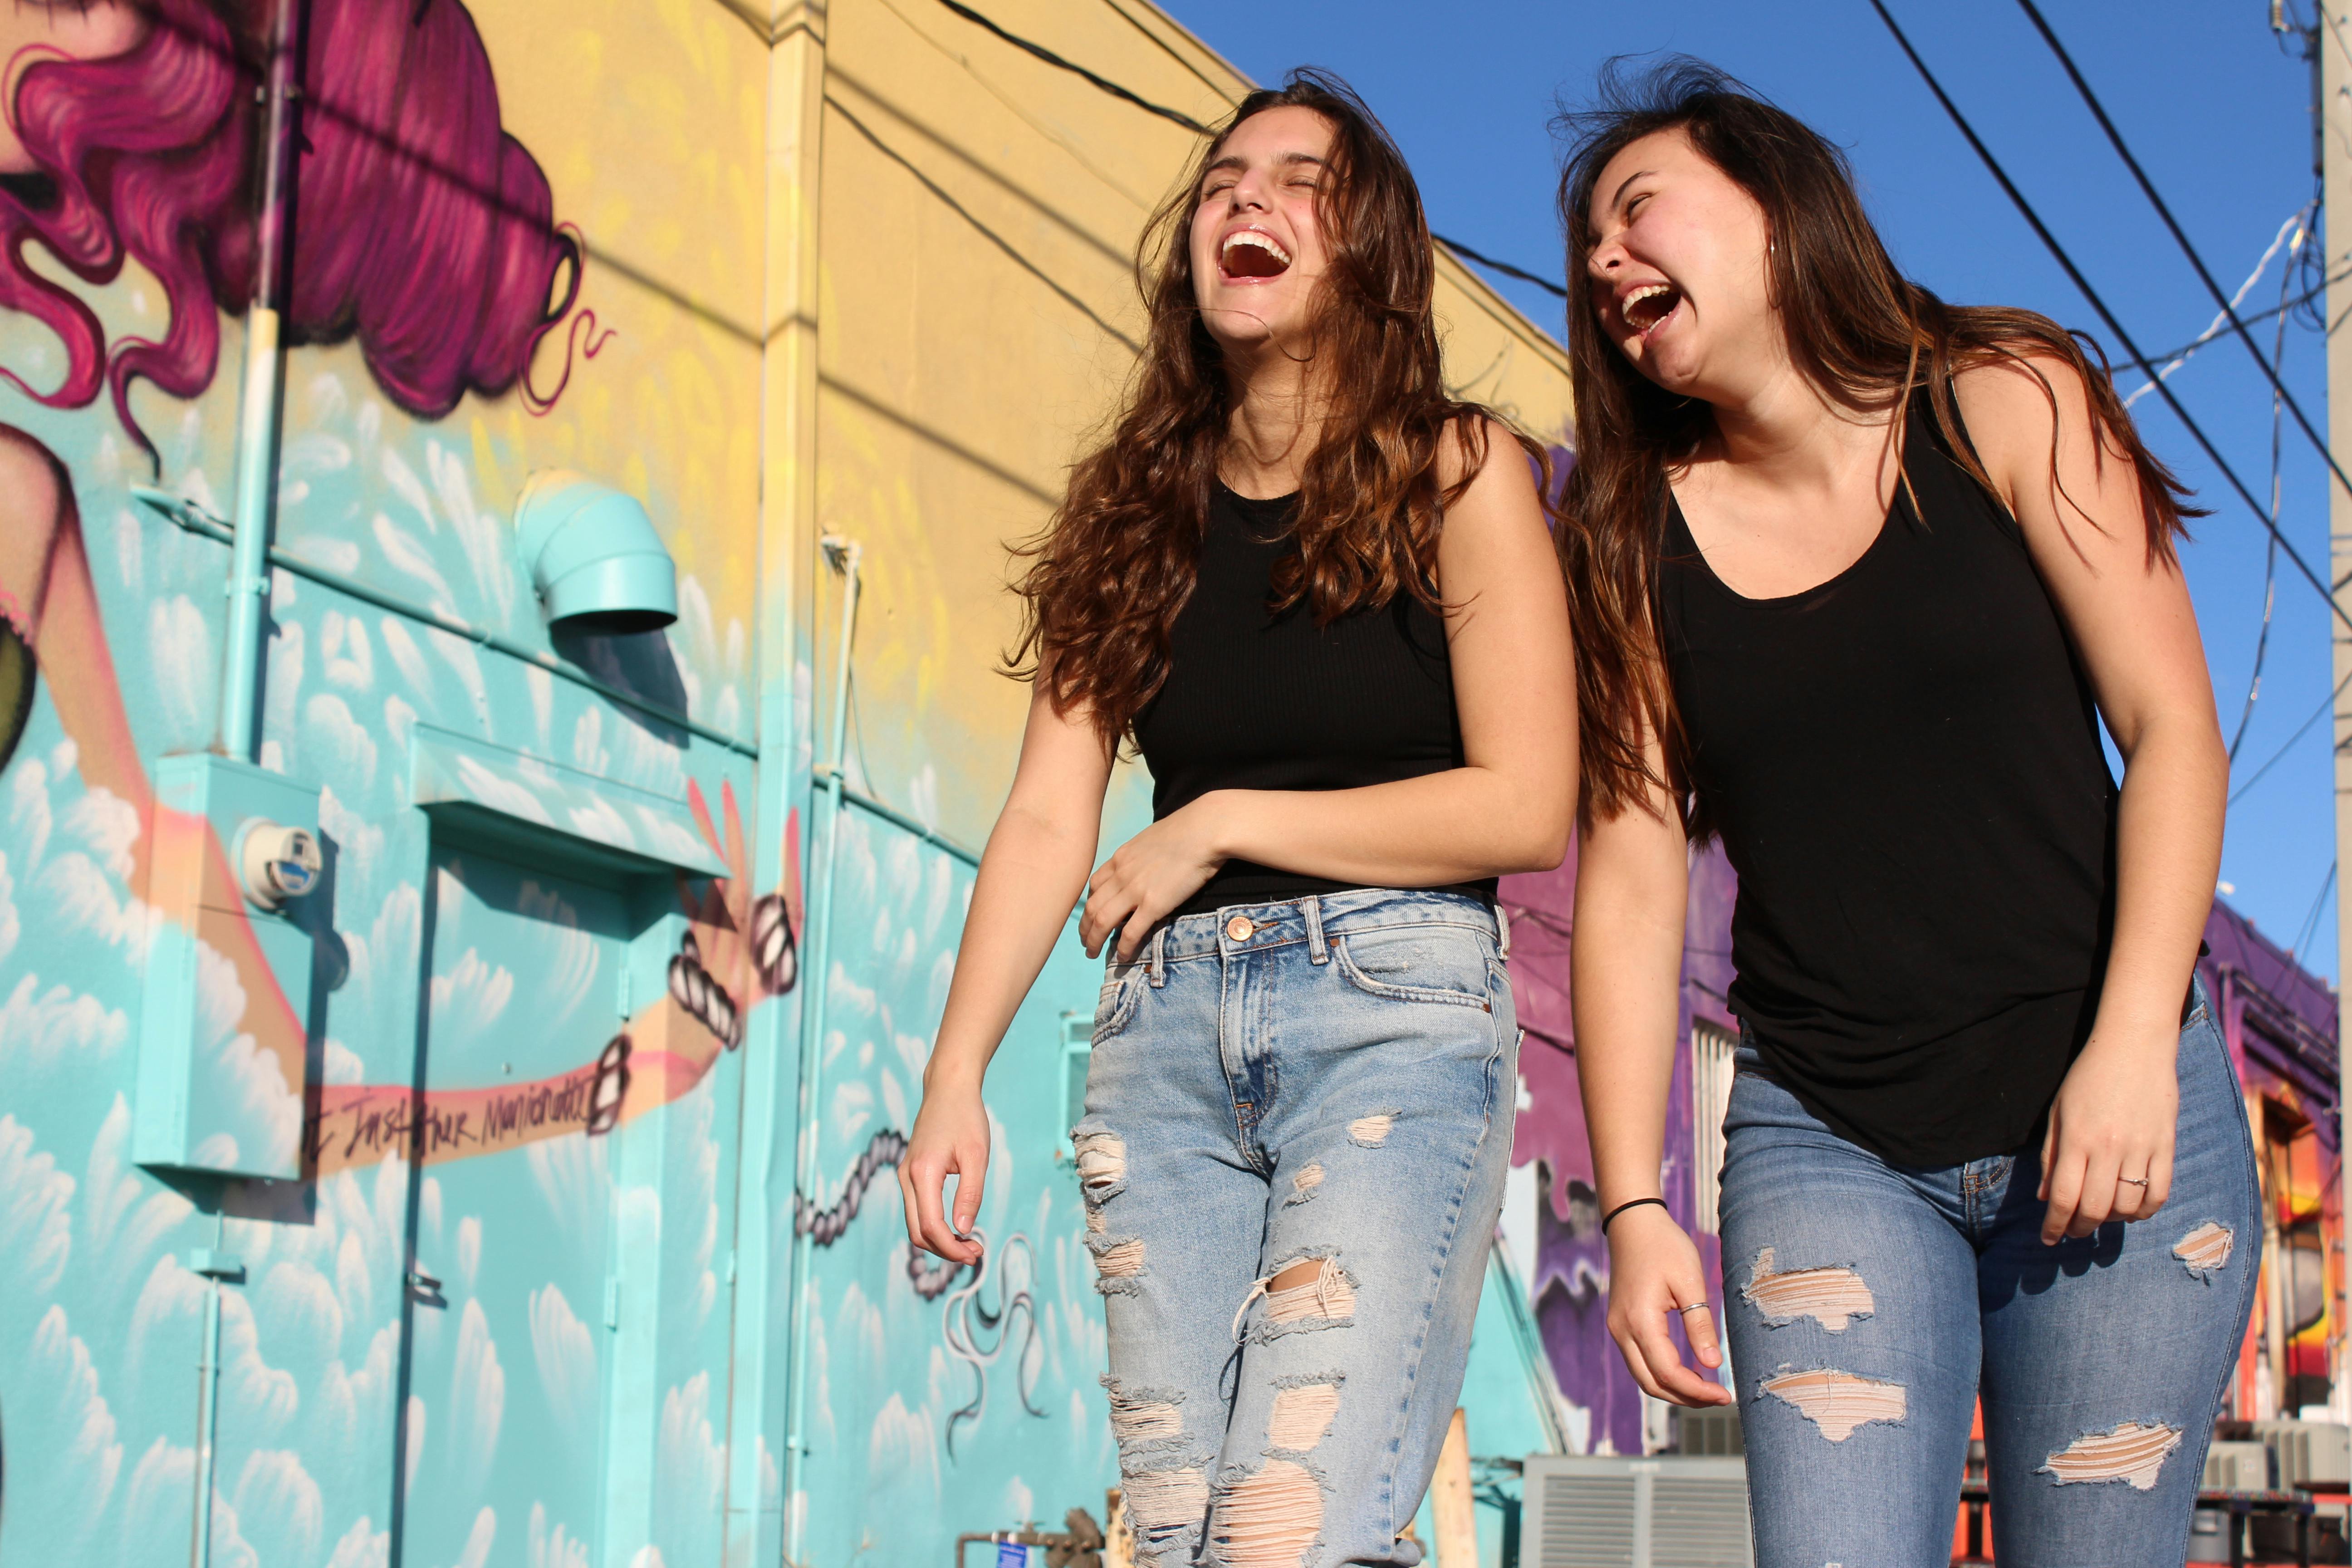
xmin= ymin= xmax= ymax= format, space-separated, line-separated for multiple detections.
xmin=2228 ymin=667 xmax=2352 ymax=806
xmin=1425 ymin=234 xmax=1569 ymax=299
xmin=1869 ymin=0 xmax=2352 ymax=634
xmin=2228 ymin=214 xmax=2307 ymax=761
xmin=2015 ymin=0 xmax=2352 ymax=516
xmin=2287 ymin=858 xmax=2337 ymax=972
xmin=933 ymin=0 xmax=1210 ymax=134
xmin=2127 ymin=264 xmax=2349 ymax=387
xmin=2124 ymin=207 xmax=2309 ymax=409
xmin=927 ymin=0 xmax=1568 ymax=301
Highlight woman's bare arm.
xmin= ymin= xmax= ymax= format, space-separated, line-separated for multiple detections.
xmin=1957 ymin=356 xmax=2227 ymax=1241
xmin=901 ymin=686 xmax=1115 ymax=1263
xmin=1573 ymin=734 xmax=1731 ymax=1406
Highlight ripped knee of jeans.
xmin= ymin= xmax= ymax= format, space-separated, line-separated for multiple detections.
xmin=1230 ymin=1253 xmax=1357 ymax=1344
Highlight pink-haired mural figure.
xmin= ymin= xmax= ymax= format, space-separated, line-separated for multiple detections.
xmin=0 ymin=0 xmax=581 ymax=471
xmin=0 ymin=0 xmax=791 ymax=1175
xmin=0 ymin=7 xmax=821 ymax=1566
xmin=0 ymin=4 xmax=1160 ymax=1563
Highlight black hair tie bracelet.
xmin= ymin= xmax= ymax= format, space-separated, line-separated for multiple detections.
xmin=1601 ymin=1196 xmax=1669 ymax=1233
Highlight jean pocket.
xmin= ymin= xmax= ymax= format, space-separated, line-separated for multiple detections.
xmin=1333 ymin=924 xmax=1494 ymax=1009
xmin=1093 ymin=965 xmax=1144 ymax=1044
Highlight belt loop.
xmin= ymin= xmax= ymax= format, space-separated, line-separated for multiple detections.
xmin=1496 ymin=902 xmax=1512 ymax=960
xmin=1303 ymin=896 xmax=1328 ymax=965
xmin=1149 ymin=924 xmax=1167 ymax=988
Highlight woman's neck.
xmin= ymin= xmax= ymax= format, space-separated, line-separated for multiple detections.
xmin=1700 ymin=363 xmax=1901 ymax=494
xmin=1220 ymin=347 xmax=1327 ymax=499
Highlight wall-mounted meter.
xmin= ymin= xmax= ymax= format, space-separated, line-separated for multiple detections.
xmin=137 ymin=756 xmax=321 ymax=1180
xmin=235 ymin=820 xmax=321 ymax=909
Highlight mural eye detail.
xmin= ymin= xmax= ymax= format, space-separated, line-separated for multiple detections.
xmin=668 ymin=931 xmax=743 ymax=1049
xmin=751 ymin=892 xmax=797 ymax=995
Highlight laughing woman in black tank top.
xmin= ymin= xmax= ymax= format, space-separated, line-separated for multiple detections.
xmin=899 ymin=73 xmax=1574 ymax=1564
xmin=1558 ymin=64 xmax=2254 ymax=1568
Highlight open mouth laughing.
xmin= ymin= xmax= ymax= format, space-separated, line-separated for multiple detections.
xmin=1620 ymin=281 xmax=1683 ymax=339
xmin=1220 ymin=226 xmax=1292 ymax=281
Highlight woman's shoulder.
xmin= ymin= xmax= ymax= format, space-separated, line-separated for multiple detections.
xmin=1434 ymin=412 xmax=1540 ymax=501
xmin=1949 ymin=350 xmax=2104 ymax=462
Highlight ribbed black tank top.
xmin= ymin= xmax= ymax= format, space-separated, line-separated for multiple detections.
xmin=1657 ymin=395 xmax=2117 ymax=1166
xmin=1135 ymin=483 xmax=1493 ymax=918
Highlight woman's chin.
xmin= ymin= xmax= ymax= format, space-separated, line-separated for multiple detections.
xmin=1629 ymin=345 xmax=1707 ymax=397
xmin=1199 ymin=305 xmax=1293 ymax=357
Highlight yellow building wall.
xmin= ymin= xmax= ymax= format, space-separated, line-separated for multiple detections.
xmin=0 ymin=0 xmax=1572 ymax=1563
xmin=809 ymin=0 xmax=1575 ymax=854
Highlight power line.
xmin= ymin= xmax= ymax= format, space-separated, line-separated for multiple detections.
xmin=1433 ymin=235 xmax=1568 ymax=299
xmin=2123 ymin=207 xmax=2311 ymax=408
xmin=2127 ymin=265 xmax=2347 ymax=391
xmin=2228 ymin=667 xmax=2352 ymax=807
xmin=1868 ymin=0 xmax=2352 ymax=634
xmin=2014 ymin=0 xmax=2352 ymax=515
xmin=2227 ymin=214 xmax=2305 ymax=762
xmin=2287 ymin=858 xmax=2337 ymax=972
xmin=927 ymin=0 xmax=1567 ymax=302
xmin=933 ymin=0 xmax=1211 ymax=135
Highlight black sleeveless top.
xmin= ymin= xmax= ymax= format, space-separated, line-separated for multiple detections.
xmin=1657 ymin=397 xmax=2117 ymax=1166
xmin=1135 ymin=483 xmax=1494 ymax=918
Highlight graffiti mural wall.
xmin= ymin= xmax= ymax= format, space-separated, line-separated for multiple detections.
xmin=0 ymin=1 xmax=1581 ymax=1565
xmin=2201 ymin=904 xmax=2345 ymax=1424
xmin=1497 ymin=843 xmax=1739 ymax=1459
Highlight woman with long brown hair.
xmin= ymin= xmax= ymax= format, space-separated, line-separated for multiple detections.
xmin=898 ymin=69 xmax=1574 ymax=1565
xmin=1559 ymin=59 xmax=2255 ymax=1567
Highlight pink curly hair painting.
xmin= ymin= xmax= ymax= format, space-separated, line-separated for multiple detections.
xmin=0 ymin=0 xmax=581 ymax=464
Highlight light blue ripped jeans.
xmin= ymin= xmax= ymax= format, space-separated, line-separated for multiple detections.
xmin=1073 ymin=888 xmax=1519 ymax=1568
xmin=1722 ymin=977 xmax=2260 ymax=1568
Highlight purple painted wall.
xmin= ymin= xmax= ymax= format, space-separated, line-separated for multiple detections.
xmin=1500 ymin=839 xmax=1737 ymax=1455
xmin=2200 ymin=900 xmax=2342 ymax=1418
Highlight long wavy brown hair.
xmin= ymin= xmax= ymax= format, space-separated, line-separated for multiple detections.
xmin=1556 ymin=59 xmax=2200 ymax=833
xmin=1010 ymin=68 xmax=1552 ymax=745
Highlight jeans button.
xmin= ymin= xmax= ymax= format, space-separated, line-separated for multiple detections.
xmin=1225 ymin=916 xmax=1254 ymax=943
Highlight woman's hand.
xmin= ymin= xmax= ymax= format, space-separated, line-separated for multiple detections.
xmin=899 ymin=1073 xmax=990 ymax=1265
xmin=1604 ymin=1204 xmax=1733 ymax=1407
xmin=1078 ymin=794 xmax=1233 ymax=961
xmin=2038 ymin=1026 xmax=2178 ymax=1243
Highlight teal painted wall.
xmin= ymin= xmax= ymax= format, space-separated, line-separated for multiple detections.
xmin=0 ymin=3 xmax=1573 ymax=1566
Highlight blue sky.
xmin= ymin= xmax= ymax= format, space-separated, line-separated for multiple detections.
xmin=1165 ymin=0 xmax=2345 ymax=982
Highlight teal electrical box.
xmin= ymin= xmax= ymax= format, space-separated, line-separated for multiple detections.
xmin=134 ymin=755 xmax=321 ymax=1179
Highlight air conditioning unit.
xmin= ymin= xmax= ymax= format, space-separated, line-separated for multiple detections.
xmin=2256 ymin=1419 xmax=2352 ymax=1488
xmin=1523 ymin=1455 xmax=1753 ymax=1568
xmin=1674 ymin=1405 xmax=1744 ymax=1457
xmin=2204 ymin=1440 xmax=2271 ymax=1491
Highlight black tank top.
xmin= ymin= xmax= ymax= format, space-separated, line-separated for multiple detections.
xmin=1135 ymin=483 xmax=1494 ymax=918
xmin=1657 ymin=395 xmax=2117 ymax=1166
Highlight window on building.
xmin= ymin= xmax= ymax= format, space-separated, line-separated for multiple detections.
xmin=1690 ymin=1019 xmax=1738 ymax=1236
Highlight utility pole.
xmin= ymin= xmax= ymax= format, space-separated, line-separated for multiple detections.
xmin=2318 ymin=0 xmax=2352 ymax=1427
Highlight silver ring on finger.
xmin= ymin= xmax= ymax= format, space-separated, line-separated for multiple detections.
xmin=1676 ymin=1300 xmax=1710 ymax=1315
xmin=2117 ymin=1176 xmax=2150 ymax=1188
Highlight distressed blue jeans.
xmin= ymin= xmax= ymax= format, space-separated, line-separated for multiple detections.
xmin=1074 ymin=889 xmax=1519 ymax=1568
xmin=1721 ymin=978 xmax=2259 ymax=1568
